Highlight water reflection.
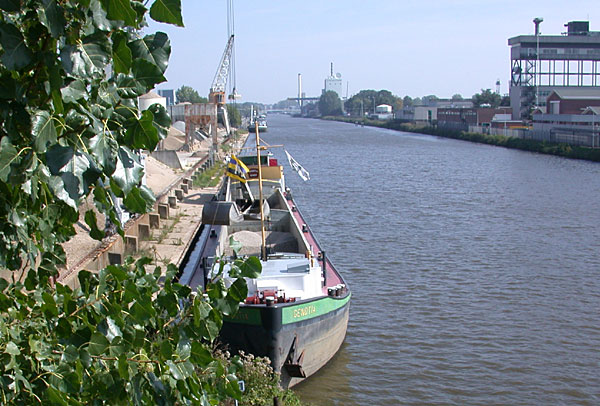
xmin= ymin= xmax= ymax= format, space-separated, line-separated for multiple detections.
xmin=294 ymin=343 xmax=354 ymax=406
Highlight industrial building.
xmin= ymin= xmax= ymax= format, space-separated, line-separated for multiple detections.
xmin=323 ymin=63 xmax=343 ymax=99
xmin=531 ymin=88 xmax=600 ymax=147
xmin=508 ymin=20 xmax=600 ymax=120
xmin=157 ymin=89 xmax=175 ymax=106
xmin=437 ymin=107 xmax=512 ymax=131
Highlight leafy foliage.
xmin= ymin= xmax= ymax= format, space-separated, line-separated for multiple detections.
xmin=0 ymin=257 xmax=262 ymax=404
xmin=0 ymin=1 xmax=279 ymax=404
xmin=472 ymin=88 xmax=502 ymax=108
xmin=318 ymin=91 xmax=343 ymax=117
xmin=344 ymin=89 xmax=401 ymax=116
xmin=0 ymin=0 xmax=181 ymax=282
xmin=226 ymin=104 xmax=242 ymax=128
xmin=218 ymin=351 xmax=304 ymax=406
xmin=175 ymin=85 xmax=208 ymax=103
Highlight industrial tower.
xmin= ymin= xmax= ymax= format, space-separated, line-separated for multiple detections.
xmin=508 ymin=20 xmax=600 ymax=119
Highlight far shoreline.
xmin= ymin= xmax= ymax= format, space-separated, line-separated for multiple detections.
xmin=317 ymin=116 xmax=600 ymax=163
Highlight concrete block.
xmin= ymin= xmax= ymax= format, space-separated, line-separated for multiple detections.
xmin=149 ymin=213 xmax=160 ymax=229
xmin=158 ymin=204 xmax=169 ymax=219
xmin=85 ymin=259 xmax=100 ymax=272
xmin=175 ymin=189 xmax=184 ymax=201
xmin=168 ymin=195 xmax=177 ymax=208
xmin=125 ymin=235 xmax=138 ymax=254
xmin=138 ymin=224 xmax=150 ymax=240
xmin=181 ymin=184 xmax=188 ymax=194
xmin=108 ymin=252 xmax=122 ymax=265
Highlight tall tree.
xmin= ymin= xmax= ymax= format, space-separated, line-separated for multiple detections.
xmin=226 ymin=104 xmax=241 ymax=127
xmin=452 ymin=94 xmax=464 ymax=101
xmin=0 ymin=1 xmax=256 ymax=404
xmin=319 ymin=91 xmax=343 ymax=116
xmin=345 ymin=89 xmax=402 ymax=116
xmin=422 ymin=94 xmax=439 ymax=106
xmin=472 ymin=88 xmax=502 ymax=108
xmin=176 ymin=85 xmax=207 ymax=103
xmin=403 ymin=96 xmax=414 ymax=108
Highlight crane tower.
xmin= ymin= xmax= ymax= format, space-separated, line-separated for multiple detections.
xmin=209 ymin=34 xmax=235 ymax=106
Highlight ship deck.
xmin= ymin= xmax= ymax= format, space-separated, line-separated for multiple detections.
xmin=286 ymin=194 xmax=344 ymax=293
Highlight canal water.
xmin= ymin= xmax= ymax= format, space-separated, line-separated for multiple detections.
xmin=259 ymin=115 xmax=600 ymax=405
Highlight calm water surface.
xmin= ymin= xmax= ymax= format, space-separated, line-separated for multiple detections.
xmin=260 ymin=115 xmax=600 ymax=406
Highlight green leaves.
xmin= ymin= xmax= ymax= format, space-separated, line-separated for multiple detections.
xmin=0 ymin=0 xmax=21 ymax=12
xmin=0 ymin=252 xmax=262 ymax=404
xmin=46 ymin=146 xmax=101 ymax=208
xmin=88 ymin=332 xmax=110 ymax=356
xmin=131 ymin=58 xmax=166 ymax=88
xmin=111 ymin=146 xmax=143 ymax=195
xmin=37 ymin=0 xmax=66 ymax=38
xmin=129 ymin=32 xmax=171 ymax=73
xmin=99 ymin=0 xmax=138 ymax=26
xmin=112 ymin=32 xmax=132 ymax=74
xmin=150 ymin=0 xmax=184 ymax=27
xmin=125 ymin=109 xmax=159 ymax=150
xmin=61 ymin=79 xmax=87 ymax=103
xmin=0 ymin=22 xmax=33 ymax=70
xmin=0 ymin=0 xmax=243 ymax=402
xmin=123 ymin=185 xmax=155 ymax=213
xmin=0 ymin=137 xmax=20 ymax=182
xmin=84 ymin=210 xmax=104 ymax=240
xmin=89 ymin=131 xmax=118 ymax=175
xmin=239 ymin=256 xmax=262 ymax=279
xmin=32 ymin=110 xmax=58 ymax=153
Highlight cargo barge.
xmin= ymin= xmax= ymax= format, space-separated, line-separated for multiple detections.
xmin=179 ymin=147 xmax=350 ymax=388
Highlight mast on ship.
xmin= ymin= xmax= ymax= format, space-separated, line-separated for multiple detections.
xmin=255 ymin=120 xmax=267 ymax=261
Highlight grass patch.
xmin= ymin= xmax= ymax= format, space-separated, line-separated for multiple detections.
xmin=155 ymin=212 xmax=183 ymax=244
xmin=193 ymin=162 xmax=225 ymax=188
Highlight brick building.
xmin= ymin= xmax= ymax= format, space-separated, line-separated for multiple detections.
xmin=545 ymin=88 xmax=600 ymax=114
xmin=437 ymin=107 xmax=512 ymax=131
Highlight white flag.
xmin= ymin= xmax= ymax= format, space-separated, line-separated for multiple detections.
xmin=285 ymin=150 xmax=310 ymax=181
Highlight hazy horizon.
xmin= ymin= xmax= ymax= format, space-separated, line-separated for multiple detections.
xmin=148 ymin=1 xmax=598 ymax=104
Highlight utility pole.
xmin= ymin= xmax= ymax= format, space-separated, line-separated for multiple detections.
xmin=533 ymin=17 xmax=543 ymax=108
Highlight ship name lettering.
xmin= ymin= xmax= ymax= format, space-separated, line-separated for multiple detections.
xmin=293 ymin=305 xmax=316 ymax=318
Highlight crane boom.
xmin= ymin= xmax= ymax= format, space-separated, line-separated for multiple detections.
xmin=209 ymin=34 xmax=235 ymax=104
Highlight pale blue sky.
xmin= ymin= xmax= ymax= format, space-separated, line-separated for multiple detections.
xmin=148 ymin=0 xmax=598 ymax=104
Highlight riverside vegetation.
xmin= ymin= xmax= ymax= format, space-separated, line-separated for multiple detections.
xmin=0 ymin=1 xmax=303 ymax=404
xmin=325 ymin=117 xmax=600 ymax=162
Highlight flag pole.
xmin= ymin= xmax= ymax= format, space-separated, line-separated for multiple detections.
xmin=255 ymin=120 xmax=267 ymax=261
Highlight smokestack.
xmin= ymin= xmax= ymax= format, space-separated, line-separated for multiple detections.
xmin=298 ymin=73 xmax=303 ymax=109
xmin=330 ymin=62 xmax=334 ymax=77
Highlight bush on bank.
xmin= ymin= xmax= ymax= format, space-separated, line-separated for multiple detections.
xmin=217 ymin=351 xmax=304 ymax=406
xmin=323 ymin=116 xmax=600 ymax=163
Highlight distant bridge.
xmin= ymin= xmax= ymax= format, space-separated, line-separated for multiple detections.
xmin=287 ymin=96 xmax=320 ymax=103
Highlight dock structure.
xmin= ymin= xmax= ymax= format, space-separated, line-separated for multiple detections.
xmin=509 ymin=20 xmax=600 ymax=119
xmin=58 ymin=132 xmax=248 ymax=289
